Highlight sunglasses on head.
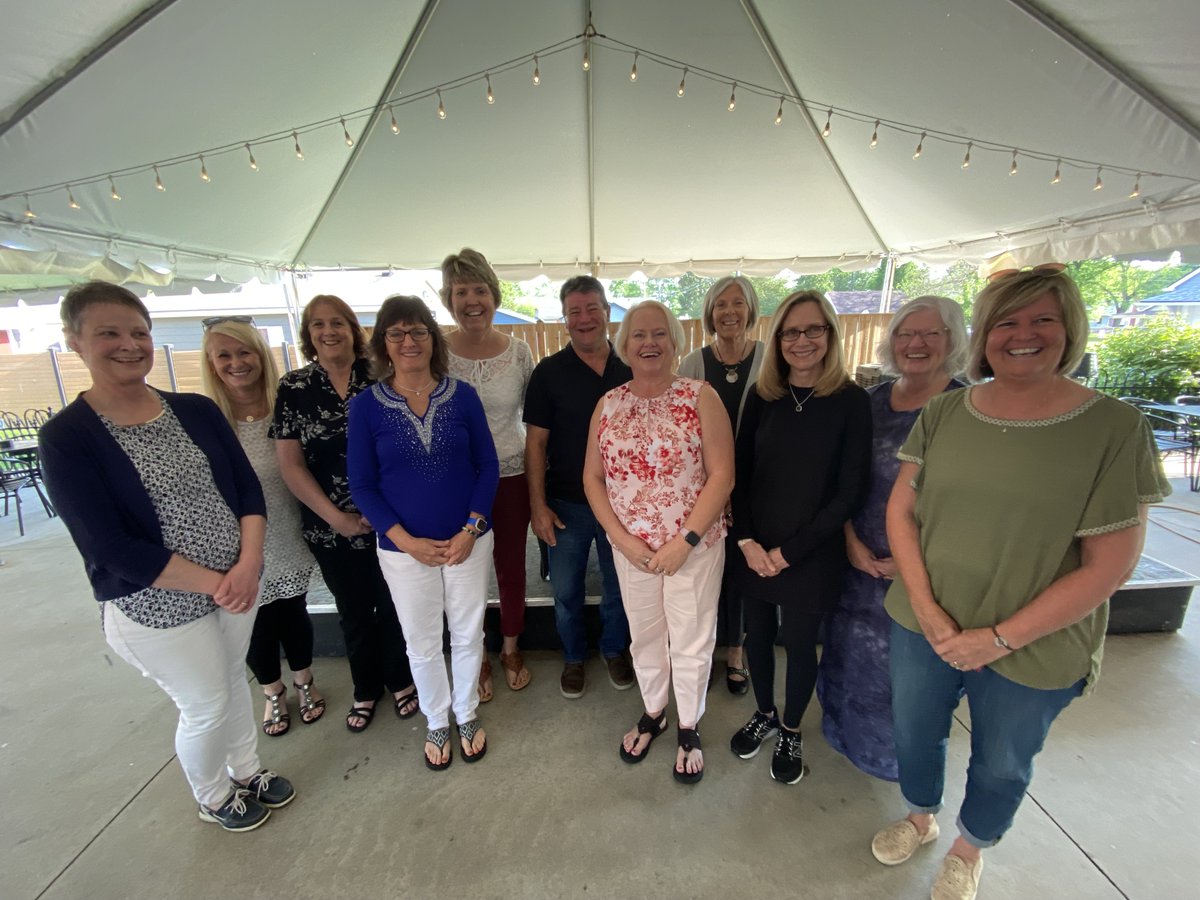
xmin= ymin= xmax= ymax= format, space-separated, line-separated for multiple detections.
xmin=202 ymin=315 xmax=256 ymax=330
xmin=987 ymin=262 xmax=1067 ymax=283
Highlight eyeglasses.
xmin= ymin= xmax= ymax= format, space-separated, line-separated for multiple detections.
xmin=779 ymin=324 xmax=831 ymax=342
xmin=384 ymin=326 xmax=432 ymax=343
xmin=987 ymin=262 xmax=1067 ymax=283
xmin=202 ymin=315 xmax=255 ymax=330
xmin=895 ymin=328 xmax=947 ymax=342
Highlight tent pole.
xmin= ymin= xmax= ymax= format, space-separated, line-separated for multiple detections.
xmin=879 ymin=256 xmax=897 ymax=313
xmin=285 ymin=273 xmax=304 ymax=347
xmin=584 ymin=0 xmax=598 ymax=277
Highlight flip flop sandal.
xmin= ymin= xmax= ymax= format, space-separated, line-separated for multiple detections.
xmin=425 ymin=727 xmax=452 ymax=771
xmin=673 ymin=728 xmax=704 ymax=785
xmin=458 ymin=719 xmax=488 ymax=763
xmin=262 ymin=687 xmax=290 ymax=737
xmin=619 ymin=711 xmax=668 ymax=764
xmin=394 ymin=687 xmax=420 ymax=720
xmin=345 ymin=703 xmax=375 ymax=734
xmin=499 ymin=649 xmax=532 ymax=691
xmin=293 ymin=678 xmax=326 ymax=725
xmin=477 ymin=657 xmax=494 ymax=704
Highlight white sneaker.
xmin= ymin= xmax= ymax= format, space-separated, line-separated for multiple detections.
xmin=871 ymin=817 xmax=940 ymax=865
xmin=931 ymin=853 xmax=983 ymax=900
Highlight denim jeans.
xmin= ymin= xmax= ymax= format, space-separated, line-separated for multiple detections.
xmin=547 ymin=497 xmax=629 ymax=663
xmin=890 ymin=621 xmax=1084 ymax=848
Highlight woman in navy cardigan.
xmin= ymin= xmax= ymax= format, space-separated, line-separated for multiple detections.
xmin=39 ymin=281 xmax=295 ymax=833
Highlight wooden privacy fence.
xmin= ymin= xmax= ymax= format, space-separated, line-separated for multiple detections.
xmin=0 ymin=315 xmax=893 ymax=413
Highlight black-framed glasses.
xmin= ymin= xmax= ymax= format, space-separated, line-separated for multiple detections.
xmin=779 ymin=324 xmax=831 ymax=342
xmin=384 ymin=326 xmax=432 ymax=343
xmin=202 ymin=315 xmax=255 ymax=330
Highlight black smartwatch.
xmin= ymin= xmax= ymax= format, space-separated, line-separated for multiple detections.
xmin=682 ymin=529 xmax=701 ymax=547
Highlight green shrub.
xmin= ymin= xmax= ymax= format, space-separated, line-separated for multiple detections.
xmin=1095 ymin=315 xmax=1200 ymax=402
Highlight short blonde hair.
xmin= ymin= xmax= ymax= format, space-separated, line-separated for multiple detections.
xmin=613 ymin=301 xmax=686 ymax=366
xmin=756 ymin=291 xmax=850 ymax=400
xmin=439 ymin=248 xmax=501 ymax=311
xmin=701 ymin=276 xmax=760 ymax=337
xmin=877 ymin=295 xmax=968 ymax=377
xmin=201 ymin=321 xmax=280 ymax=428
xmin=967 ymin=270 xmax=1088 ymax=381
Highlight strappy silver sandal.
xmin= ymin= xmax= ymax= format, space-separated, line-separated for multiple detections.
xmin=293 ymin=677 xmax=326 ymax=725
xmin=262 ymin=687 xmax=289 ymax=737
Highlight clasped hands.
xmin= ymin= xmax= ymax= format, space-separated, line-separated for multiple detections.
xmin=619 ymin=534 xmax=691 ymax=577
xmin=214 ymin=557 xmax=261 ymax=614
xmin=402 ymin=530 xmax=477 ymax=568
xmin=919 ymin=606 xmax=1010 ymax=672
xmin=740 ymin=540 xmax=790 ymax=578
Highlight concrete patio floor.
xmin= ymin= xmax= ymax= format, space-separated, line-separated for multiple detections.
xmin=1 ymin=475 xmax=1196 ymax=900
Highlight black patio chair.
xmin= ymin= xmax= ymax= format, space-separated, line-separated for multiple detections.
xmin=1 ymin=410 xmax=25 ymax=431
xmin=1144 ymin=411 xmax=1198 ymax=492
xmin=0 ymin=454 xmax=55 ymax=537
xmin=23 ymin=407 xmax=52 ymax=428
xmin=1175 ymin=395 xmax=1200 ymax=406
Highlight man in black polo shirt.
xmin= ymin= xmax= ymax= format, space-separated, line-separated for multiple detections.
xmin=524 ymin=276 xmax=633 ymax=699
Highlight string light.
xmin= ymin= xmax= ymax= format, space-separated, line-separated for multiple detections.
xmin=108 ymin=176 xmax=121 ymax=200
xmin=630 ymin=51 xmax=638 ymax=82
xmin=486 ymin=74 xmax=494 ymax=104
xmin=66 ymin=185 xmax=80 ymax=209
xmin=1051 ymin=159 xmax=1062 ymax=184
xmin=677 ymin=68 xmax=687 ymax=97
xmin=388 ymin=105 xmax=399 ymax=134
xmin=582 ymin=41 xmax=590 ymax=71
xmin=774 ymin=97 xmax=784 ymax=126
xmin=961 ymin=142 xmax=972 ymax=169
xmin=913 ymin=132 xmax=925 ymax=159
xmin=869 ymin=120 xmax=879 ymax=148
xmin=437 ymin=89 xmax=446 ymax=119
xmin=728 ymin=83 xmax=737 ymax=111
xmin=199 ymin=154 xmax=211 ymax=182
xmin=1009 ymin=150 xmax=1018 ymax=176
xmin=23 ymin=194 xmax=36 ymax=219
xmin=1093 ymin=166 xmax=1103 ymax=191
xmin=153 ymin=165 xmax=166 ymax=191
xmin=341 ymin=118 xmax=354 ymax=147
xmin=821 ymin=109 xmax=832 ymax=138
xmin=1129 ymin=173 xmax=1142 ymax=198
xmin=245 ymin=143 xmax=259 ymax=170
xmin=293 ymin=131 xmax=304 ymax=160
xmin=532 ymin=55 xmax=540 ymax=86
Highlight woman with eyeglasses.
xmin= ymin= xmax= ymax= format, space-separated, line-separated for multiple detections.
xmin=273 ymin=295 xmax=417 ymax=734
xmin=816 ymin=297 xmax=967 ymax=782
xmin=441 ymin=248 xmax=535 ymax=700
xmin=39 ymin=282 xmax=294 ymax=832
xmin=201 ymin=317 xmax=322 ymax=737
xmin=869 ymin=267 xmax=1167 ymax=900
xmin=727 ymin=291 xmax=871 ymax=785
xmin=348 ymin=296 xmax=498 ymax=771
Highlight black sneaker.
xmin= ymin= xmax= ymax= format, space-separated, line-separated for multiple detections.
xmin=198 ymin=789 xmax=270 ymax=832
xmin=771 ymin=728 xmax=805 ymax=784
xmin=236 ymin=769 xmax=295 ymax=809
xmin=730 ymin=709 xmax=780 ymax=759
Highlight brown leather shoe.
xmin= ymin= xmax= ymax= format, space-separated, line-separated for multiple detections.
xmin=560 ymin=662 xmax=586 ymax=699
xmin=605 ymin=651 xmax=635 ymax=690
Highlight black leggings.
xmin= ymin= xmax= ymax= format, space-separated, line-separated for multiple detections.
xmin=743 ymin=595 xmax=824 ymax=731
xmin=246 ymin=594 xmax=314 ymax=686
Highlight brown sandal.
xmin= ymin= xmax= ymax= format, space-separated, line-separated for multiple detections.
xmin=499 ymin=649 xmax=532 ymax=691
xmin=477 ymin=656 xmax=494 ymax=704
xmin=293 ymin=677 xmax=326 ymax=725
xmin=262 ymin=687 xmax=290 ymax=737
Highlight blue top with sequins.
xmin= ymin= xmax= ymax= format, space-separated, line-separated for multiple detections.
xmin=347 ymin=377 xmax=499 ymax=551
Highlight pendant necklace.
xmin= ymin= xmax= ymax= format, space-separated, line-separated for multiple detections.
xmin=392 ymin=378 xmax=435 ymax=397
xmin=712 ymin=338 xmax=747 ymax=384
xmin=788 ymin=384 xmax=817 ymax=412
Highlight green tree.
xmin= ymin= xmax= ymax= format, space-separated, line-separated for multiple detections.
xmin=607 ymin=279 xmax=644 ymax=299
xmin=1068 ymin=259 xmax=1196 ymax=318
xmin=747 ymin=276 xmax=791 ymax=316
xmin=927 ymin=261 xmax=985 ymax=322
xmin=499 ymin=280 xmax=539 ymax=319
xmin=1095 ymin=315 xmax=1200 ymax=401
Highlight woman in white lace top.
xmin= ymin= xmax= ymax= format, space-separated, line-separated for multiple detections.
xmin=442 ymin=248 xmax=535 ymax=699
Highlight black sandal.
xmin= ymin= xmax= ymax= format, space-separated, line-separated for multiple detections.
xmin=726 ymin=665 xmax=750 ymax=696
xmin=425 ymin=727 xmax=452 ymax=771
xmin=345 ymin=703 xmax=375 ymax=734
xmin=674 ymin=728 xmax=703 ymax=785
xmin=619 ymin=711 xmax=668 ymax=764
xmin=458 ymin=720 xmax=487 ymax=764
xmin=262 ymin=687 xmax=290 ymax=737
xmin=293 ymin=678 xmax=326 ymax=725
xmin=394 ymin=687 xmax=420 ymax=720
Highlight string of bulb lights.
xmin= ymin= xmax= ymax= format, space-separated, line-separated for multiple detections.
xmin=4 ymin=27 xmax=1195 ymax=223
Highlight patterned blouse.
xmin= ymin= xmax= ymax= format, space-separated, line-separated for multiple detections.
xmin=236 ymin=418 xmax=315 ymax=604
xmin=102 ymin=402 xmax=241 ymax=629
xmin=271 ymin=358 xmax=375 ymax=549
xmin=448 ymin=336 xmax=534 ymax=477
xmin=596 ymin=377 xmax=726 ymax=552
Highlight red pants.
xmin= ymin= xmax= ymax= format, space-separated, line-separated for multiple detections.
xmin=491 ymin=473 xmax=531 ymax=637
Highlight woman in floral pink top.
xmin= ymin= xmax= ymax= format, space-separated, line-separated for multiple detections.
xmin=583 ymin=301 xmax=734 ymax=784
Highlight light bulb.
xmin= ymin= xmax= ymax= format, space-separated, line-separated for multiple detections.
xmin=293 ymin=131 xmax=304 ymax=160
xmin=486 ymin=75 xmax=494 ymax=104
xmin=961 ymin=142 xmax=972 ymax=169
xmin=677 ymin=68 xmax=687 ymax=97
xmin=913 ymin=132 xmax=925 ymax=159
xmin=199 ymin=154 xmax=210 ymax=182
xmin=341 ymin=118 xmax=354 ymax=147
xmin=1093 ymin=167 xmax=1103 ymax=191
xmin=727 ymin=83 xmax=737 ymax=111
xmin=870 ymin=120 xmax=879 ymax=148
xmin=245 ymin=143 xmax=258 ymax=170
xmin=437 ymin=90 xmax=446 ymax=119
xmin=1051 ymin=159 xmax=1061 ymax=184
xmin=66 ymin=186 xmax=80 ymax=209
xmin=630 ymin=52 xmax=638 ymax=82
xmin=109 ymin=176 xmax=121 ymax=200
xmin=23 ymin=194 xmax=36 ymax=219
xmin=532 ymin=55 xmax=540 ymax=86
xmin=1009 ymin=150 xmax=1018 ymax=176
xmin=154 ymin=165 xmax=166 ymax=191
xmin=389 ymin=105 xmax=399 ymax=134
xmin=582 ymin=43 xmax=590 ymax=71
xmin=821 ymin=109 xmax=832 ymax=138
xmin=774 ymin=98 xmax=784 ymax=126
xmin=1129 ymin=174 xmax=1142 ymax=199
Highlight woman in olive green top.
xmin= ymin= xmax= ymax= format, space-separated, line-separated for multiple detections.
xmin=869 ymin=266 xmax=1169 ymax=900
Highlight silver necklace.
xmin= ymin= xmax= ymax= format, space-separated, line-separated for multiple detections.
xmin=788 ymin=384 xmax=817 ymax=412
xmin=712 ymin=338 xmax=748 ymax=383
xmin=392 ymin=378 xmax=435 ymax=397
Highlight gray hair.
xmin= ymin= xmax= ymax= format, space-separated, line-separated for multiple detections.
xmin=877 ymin=295 xmax=968 ymax=377
xmin=701 ymin=275 xmax=760 ymax=336
xmin=614 ymin=300 xmax=686 ymax=365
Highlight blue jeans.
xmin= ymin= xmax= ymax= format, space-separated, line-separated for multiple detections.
xmin=547 ymin=498 xmax=629 ymax=663
xmin=890 ymin=621 xmax=1084 ymax=848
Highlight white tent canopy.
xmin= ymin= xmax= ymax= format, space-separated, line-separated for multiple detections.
xmin=2 ymin=0 xmax=1199 ymax=288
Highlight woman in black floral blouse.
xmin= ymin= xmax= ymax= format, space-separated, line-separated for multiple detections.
xmin=273 ymin=294 xmax=417 ymax=732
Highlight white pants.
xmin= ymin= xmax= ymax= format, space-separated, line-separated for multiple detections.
xmin=611 ymin=539 xmax=724 ymax=728
xmin=104 ymin=602 xmax=261 ymax=809
xmin=377 ymin=532 xmax=492 ymax=731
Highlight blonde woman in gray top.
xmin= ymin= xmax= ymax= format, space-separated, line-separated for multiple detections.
xmin=202 ymin=317 xmax=323 ymax=737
